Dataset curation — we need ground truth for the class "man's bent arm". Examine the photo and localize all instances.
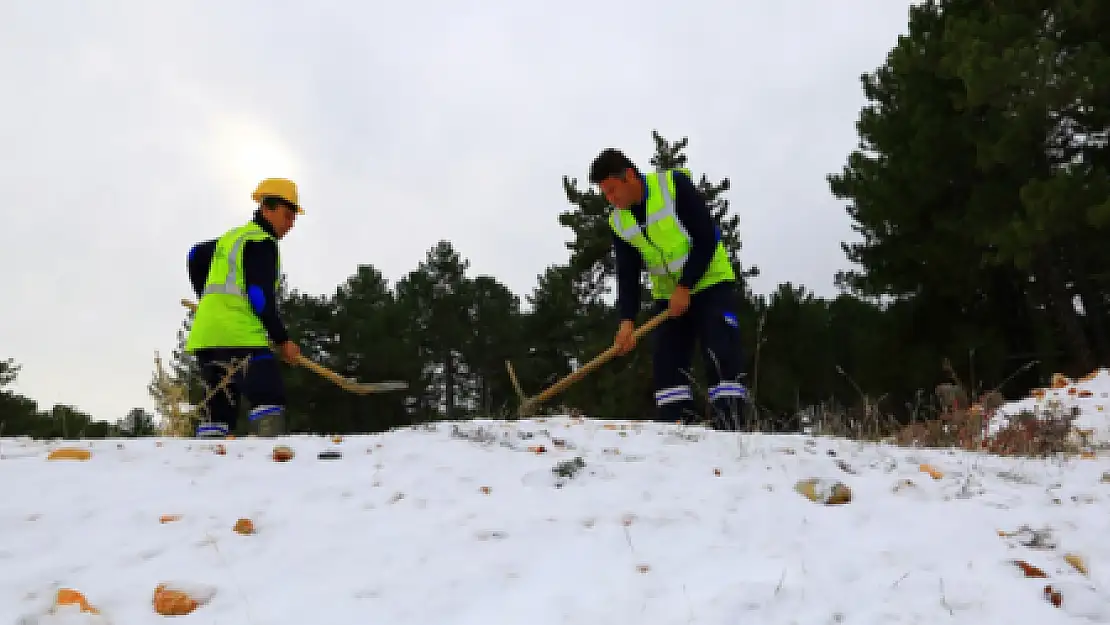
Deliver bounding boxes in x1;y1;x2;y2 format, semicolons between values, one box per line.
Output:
671;170;721;289
187;240;217;298
241;239;291;345
613;231;644;322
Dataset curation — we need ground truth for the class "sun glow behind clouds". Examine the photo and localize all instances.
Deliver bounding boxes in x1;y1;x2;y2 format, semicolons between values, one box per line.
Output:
206;114;306;212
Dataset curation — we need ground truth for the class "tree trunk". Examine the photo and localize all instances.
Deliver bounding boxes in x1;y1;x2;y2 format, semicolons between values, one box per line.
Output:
444;352;455;420
990;267;1040;388
1024;267;1061;375
1067;249;1110;364
1035;247;1094;375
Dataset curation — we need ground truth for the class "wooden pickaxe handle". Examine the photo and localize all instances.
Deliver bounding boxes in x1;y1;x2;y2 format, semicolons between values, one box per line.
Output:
519;309;670;415
180;298;406;395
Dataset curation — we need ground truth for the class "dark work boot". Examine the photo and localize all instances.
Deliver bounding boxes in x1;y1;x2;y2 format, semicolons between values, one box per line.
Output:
249;405;286;437
654;384;699;425
196;421;230;438
708;380;749;431
657;399;701;426
710;397;747;432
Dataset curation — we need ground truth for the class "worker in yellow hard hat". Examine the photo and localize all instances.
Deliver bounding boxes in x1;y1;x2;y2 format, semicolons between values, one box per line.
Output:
182;178;305;438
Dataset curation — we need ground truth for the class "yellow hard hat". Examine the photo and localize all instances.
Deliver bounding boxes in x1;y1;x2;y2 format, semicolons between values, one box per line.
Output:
251;178;304;214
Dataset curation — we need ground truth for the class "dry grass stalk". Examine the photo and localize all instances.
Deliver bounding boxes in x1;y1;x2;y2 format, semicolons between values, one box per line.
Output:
151;351;192;438
150;351;250;438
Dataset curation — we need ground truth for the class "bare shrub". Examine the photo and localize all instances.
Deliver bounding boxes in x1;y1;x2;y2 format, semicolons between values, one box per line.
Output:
985;409;1078;457
892;402;1078;458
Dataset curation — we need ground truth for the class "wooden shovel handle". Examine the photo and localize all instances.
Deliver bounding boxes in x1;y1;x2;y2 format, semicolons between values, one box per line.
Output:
520;310;670;415
179;298;404;395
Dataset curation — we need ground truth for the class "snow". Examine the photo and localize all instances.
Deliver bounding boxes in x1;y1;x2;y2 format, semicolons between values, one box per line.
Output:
991;368;1110;445
3;418;1110;624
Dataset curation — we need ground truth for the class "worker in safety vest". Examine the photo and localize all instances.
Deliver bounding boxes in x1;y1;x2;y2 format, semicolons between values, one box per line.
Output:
183;178;304;438
590;148;748;431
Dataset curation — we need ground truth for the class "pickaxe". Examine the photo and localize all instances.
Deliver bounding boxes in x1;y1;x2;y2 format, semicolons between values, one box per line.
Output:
505;310;670;417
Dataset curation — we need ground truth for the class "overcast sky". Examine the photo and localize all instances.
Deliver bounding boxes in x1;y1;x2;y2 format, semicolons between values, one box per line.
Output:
1;0;916;422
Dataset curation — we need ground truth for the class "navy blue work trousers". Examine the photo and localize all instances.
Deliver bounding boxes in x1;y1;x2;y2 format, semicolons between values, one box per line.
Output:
194;347;286;431
650;281;748;428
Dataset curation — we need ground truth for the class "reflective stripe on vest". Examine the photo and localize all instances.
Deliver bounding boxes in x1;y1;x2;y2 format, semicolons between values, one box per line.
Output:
608;169;735;300
610;173;690;277
184;221;279;352
202;228;261;297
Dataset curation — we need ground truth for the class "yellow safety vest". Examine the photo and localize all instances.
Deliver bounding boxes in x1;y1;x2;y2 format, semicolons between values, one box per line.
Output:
185;221;281;351
608;168;735;299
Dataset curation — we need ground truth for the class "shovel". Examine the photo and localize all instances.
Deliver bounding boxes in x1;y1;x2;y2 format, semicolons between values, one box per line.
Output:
180;298;407;395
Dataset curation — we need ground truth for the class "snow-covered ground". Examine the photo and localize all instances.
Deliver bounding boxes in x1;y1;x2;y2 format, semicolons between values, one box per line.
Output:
3;418;1110;624
992;368;1110;445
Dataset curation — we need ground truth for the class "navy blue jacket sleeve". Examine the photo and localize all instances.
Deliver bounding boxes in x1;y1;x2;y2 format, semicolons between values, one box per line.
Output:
612;230;643;322
187;239;217;298
670;170;720;289
241;239;290;345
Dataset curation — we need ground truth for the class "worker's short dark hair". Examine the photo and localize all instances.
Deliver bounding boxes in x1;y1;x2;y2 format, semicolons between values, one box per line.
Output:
589;148;638;185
